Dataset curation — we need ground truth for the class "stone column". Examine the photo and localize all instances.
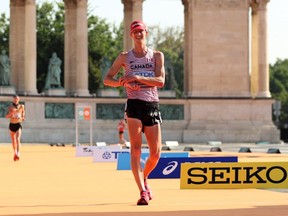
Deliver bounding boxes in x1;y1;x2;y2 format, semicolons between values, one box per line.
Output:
183;0;250;97
251;0;271;98
24;0;38;95
121;0;144;51
64;0;89;96
181;0;193;97
10;0;37;95
76;0;89;96
9;0;25;90
250;0;259;97
64;0;76;96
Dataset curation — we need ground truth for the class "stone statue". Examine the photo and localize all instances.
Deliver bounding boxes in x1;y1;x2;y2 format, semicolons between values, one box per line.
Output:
0;50;11;86
163;58;176;90
99;56;112;89
44;52;62;89
100;56;111;80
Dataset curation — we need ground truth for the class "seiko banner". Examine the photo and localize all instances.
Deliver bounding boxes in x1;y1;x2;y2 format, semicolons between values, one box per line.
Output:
93;148;130;162
75;145;121;157
180;162;288;189
117;152;189;170
149;156;238;179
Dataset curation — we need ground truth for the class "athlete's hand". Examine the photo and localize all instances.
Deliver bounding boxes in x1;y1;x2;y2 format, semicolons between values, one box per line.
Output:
119;77;140;90
118;77;125;86
124;74;139;83
125;83;140;90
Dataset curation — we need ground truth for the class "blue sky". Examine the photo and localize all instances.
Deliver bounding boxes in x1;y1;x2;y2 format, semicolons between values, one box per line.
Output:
1;0;288;64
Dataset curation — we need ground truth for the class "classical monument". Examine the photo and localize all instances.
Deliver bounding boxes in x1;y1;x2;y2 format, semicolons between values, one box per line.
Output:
0;0;279;144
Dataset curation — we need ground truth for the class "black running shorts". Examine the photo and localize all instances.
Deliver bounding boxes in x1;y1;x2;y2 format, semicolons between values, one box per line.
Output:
9;123;22;132
125;99;162;127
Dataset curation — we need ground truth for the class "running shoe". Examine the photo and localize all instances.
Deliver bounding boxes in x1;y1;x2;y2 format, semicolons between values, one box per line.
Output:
144;179;153;200
13;154;19;161
137;190;149;205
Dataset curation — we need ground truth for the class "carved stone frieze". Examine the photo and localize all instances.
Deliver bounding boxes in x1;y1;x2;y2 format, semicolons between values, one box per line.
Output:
122;0;144;11
182;0;192;13
25;0;35;6
250;0;269;14
121;0;144;4
63;0;77;9
63;0;87;9
10;0;25;7
193;0;249;9
77;0;87;8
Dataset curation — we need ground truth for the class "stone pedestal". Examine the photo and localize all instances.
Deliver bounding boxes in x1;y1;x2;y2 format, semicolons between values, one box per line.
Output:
0;86;16;95
97;89;119;97
159;90;176;98
43;88;66;96
182;98;279;143
0;96;280;144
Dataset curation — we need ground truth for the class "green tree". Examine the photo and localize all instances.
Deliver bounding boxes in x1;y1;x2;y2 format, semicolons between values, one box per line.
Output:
0;13;9;54
148;26;184;97
270;58;288;127
88;16;123;94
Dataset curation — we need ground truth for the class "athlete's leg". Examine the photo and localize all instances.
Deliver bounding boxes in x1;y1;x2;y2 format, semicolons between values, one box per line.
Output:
142;124;161;200
9;131;17;160
15;129;22;157
143;123;162;179
119;132;125;144
126;117;146;192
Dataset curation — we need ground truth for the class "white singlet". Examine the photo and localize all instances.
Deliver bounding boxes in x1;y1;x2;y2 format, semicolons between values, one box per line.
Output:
123;48;159;102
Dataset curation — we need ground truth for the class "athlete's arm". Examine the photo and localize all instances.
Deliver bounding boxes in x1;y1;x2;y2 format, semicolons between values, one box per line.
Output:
5;106;14;119
21;105;25;121
103;52;126;88
104;52;140;90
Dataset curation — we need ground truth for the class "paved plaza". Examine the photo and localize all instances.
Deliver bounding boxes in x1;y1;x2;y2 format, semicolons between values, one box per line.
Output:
0;143;287;216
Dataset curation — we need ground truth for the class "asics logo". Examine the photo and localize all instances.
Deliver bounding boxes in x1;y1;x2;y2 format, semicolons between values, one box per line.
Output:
162;161;178;175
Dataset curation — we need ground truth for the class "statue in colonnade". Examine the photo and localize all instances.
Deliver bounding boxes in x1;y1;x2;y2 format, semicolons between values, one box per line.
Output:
44;52;62;89
0;50;11;86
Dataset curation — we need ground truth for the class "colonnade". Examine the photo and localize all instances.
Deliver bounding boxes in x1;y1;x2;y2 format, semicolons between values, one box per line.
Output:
8;0;270;98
